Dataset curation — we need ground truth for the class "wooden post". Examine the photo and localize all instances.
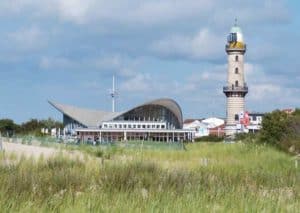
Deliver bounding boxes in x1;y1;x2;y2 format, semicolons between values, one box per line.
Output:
124;131;127;141
0;132;2;151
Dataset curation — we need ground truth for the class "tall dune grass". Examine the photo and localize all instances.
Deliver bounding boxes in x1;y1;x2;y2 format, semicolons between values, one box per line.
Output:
0;142;299;212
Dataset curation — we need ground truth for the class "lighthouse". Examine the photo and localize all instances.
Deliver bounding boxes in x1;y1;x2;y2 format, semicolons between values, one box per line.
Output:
223;21;248;135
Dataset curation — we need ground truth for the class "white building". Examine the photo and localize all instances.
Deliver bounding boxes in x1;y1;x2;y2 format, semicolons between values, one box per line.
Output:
247;113;264;133
183;117;225;138
50;98;194;143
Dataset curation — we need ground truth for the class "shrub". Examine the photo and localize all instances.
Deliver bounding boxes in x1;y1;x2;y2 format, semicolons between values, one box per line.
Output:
259;110;289;145
259;109;300;154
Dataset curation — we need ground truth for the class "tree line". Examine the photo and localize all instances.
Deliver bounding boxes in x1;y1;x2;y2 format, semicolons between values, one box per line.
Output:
0;118;63;137
237;108;300;154
259;108;300;154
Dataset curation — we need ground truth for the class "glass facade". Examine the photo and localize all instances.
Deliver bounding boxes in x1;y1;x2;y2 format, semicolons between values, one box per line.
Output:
63;114;86;134
113;105;181;129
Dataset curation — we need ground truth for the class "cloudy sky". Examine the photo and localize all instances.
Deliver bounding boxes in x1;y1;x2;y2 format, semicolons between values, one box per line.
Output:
0;0;299;123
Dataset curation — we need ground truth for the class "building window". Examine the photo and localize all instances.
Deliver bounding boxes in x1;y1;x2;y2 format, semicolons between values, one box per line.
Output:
253;116;257;121
137;125;141;128
235;114;239;121
235;67;239;74
161;125;165;129
235;81;239;87
235;55;238;61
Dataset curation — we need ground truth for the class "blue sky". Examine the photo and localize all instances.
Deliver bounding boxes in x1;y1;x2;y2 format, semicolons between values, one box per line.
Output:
0;0;299;123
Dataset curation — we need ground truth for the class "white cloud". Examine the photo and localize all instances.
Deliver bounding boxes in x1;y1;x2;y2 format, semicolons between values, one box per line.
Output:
249;84;281;101
8;26;46;51
55;0;93;24
39;55;139;77
120;73;151;92
0;0;213;25
244;62;300;108
93;56;122;71
200;65;227;81
39;57;76;70
0;0;296;120
151;28;223;60
0;0;289;28
126;1;214;25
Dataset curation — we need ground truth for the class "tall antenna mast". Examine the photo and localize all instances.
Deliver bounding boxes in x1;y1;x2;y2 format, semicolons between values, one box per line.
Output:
110;75;117;112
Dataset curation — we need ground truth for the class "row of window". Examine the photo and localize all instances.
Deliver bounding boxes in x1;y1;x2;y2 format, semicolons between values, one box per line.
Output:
230;81;239;87
102;123;166;129
234;115;262;122
235;55;239;74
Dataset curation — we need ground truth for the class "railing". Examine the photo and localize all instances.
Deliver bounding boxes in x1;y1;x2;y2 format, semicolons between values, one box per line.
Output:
225;44;246;52
223;86;248;93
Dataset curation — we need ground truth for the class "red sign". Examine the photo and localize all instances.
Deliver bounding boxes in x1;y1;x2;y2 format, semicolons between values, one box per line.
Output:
240;111;250;127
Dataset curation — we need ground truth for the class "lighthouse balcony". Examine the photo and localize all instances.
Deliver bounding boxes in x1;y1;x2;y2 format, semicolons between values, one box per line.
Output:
225;44;246;53
223;86;248;93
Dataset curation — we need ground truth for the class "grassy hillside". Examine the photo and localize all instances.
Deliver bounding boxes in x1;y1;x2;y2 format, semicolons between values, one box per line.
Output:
0;142;299;212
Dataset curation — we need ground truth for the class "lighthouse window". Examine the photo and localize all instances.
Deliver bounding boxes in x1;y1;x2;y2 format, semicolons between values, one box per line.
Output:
235;67;239;74
235;81;239;87
235;114;239;121
235;55;238;61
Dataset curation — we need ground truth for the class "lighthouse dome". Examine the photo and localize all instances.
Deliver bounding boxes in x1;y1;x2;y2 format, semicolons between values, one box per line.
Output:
230;26;242;34
230;26;244;43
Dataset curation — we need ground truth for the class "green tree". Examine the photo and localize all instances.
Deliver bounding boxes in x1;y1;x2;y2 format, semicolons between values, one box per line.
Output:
259;109;300;153
0;119;20;137
20;119;41;133
292;108;300;116
39;118;63;129
259;110;289;145
19;118;63;136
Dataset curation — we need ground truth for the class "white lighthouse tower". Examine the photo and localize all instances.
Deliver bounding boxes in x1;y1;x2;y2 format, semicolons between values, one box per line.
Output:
223;21;248;135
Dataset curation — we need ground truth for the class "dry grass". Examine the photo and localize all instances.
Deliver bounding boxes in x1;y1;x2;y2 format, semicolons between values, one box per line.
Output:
0;141;299;212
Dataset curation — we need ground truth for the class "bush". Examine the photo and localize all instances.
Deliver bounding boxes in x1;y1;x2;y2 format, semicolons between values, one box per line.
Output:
259;109;300;154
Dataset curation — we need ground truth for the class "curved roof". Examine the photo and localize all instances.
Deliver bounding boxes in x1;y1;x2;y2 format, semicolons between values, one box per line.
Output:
131;98;183;128
49;98;183;128
48;101;123;127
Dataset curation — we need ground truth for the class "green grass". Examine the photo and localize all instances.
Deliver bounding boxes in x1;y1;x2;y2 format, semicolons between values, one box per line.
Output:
0;142;299;212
